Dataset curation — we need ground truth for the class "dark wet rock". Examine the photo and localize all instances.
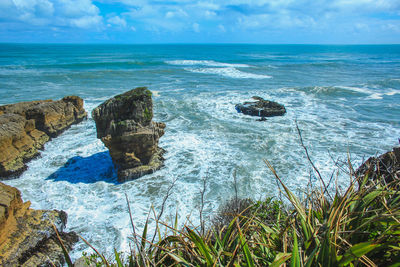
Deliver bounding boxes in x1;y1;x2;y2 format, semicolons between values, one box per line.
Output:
92;87;165;182
0;182;78;266
0;96;87;179
356;146;400;186
235;96;286;118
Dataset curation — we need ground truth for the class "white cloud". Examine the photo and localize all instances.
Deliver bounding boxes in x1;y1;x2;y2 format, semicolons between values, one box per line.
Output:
0;0;103;29
204;10;217;18
165;8;188;19
1;0;400;42
70;15;102;28
107;16;127;27
58;0;99;17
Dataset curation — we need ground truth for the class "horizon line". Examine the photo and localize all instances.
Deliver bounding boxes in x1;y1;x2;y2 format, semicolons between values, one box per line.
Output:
1;42;400;46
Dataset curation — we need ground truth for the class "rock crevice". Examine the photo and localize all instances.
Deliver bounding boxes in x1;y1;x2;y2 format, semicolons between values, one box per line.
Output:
92;87;165;182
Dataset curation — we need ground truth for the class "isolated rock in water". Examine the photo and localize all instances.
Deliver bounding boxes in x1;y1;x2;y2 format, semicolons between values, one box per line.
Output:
0;182;78;266
92;87;165;182
356;146;400;186
0;96;87;178
235;96;286;118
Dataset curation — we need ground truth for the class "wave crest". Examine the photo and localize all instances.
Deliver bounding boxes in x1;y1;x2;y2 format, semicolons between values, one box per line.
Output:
166;60;250;68
185;67;272;79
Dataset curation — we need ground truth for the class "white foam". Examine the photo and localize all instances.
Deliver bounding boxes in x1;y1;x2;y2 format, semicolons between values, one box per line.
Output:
151;90;161;97
3;88;399;262
336;86;400;100
368;93;383;100
385;90;400;96
185;67;272;79
334;86;387;99
166;60;250;68
335;86;374;95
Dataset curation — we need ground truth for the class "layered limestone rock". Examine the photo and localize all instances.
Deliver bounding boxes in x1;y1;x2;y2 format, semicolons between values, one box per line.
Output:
235;96;286;118
0;182;78;266
0;96;87;178
92;87;165;182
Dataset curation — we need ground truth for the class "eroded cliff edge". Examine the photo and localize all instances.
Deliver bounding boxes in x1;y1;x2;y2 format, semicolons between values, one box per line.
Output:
0;182;78;266
0;96;87;178
92;87;165;182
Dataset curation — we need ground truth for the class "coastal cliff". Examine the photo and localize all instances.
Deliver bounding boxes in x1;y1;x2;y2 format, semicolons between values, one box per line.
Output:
0;182;78;266
0;96;87;178
92;87;165;182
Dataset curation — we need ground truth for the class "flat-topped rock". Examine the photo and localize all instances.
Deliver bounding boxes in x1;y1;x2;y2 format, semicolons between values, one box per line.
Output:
0;96;87;178
235;96;286;118
92;87;165;182
0;182;78;266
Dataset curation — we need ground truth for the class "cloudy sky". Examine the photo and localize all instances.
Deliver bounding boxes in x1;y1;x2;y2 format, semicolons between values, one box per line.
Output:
1;0;399;43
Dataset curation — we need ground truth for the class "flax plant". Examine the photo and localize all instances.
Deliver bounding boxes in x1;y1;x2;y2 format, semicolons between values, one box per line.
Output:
57;146;399;266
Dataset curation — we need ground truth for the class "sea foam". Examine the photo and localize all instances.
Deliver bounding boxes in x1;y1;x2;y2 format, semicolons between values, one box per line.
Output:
185;67;272;79
165;60;250;68
1;44;399;263
166;59;271;79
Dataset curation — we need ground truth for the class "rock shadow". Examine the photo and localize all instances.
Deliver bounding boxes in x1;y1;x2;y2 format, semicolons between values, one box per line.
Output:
46;151;118;184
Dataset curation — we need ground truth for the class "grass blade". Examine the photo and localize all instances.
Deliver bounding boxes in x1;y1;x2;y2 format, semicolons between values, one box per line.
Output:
114;248;123;267
290;228;301;267
186;227;214;265
338;241;380;266
51;224;73;267
270;253;291;267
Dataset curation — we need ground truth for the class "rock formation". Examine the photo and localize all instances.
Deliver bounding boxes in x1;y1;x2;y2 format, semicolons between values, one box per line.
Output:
235;96;286;118
356;146;400;187
92;87;165;182
0;182;78;266
0;96;87;178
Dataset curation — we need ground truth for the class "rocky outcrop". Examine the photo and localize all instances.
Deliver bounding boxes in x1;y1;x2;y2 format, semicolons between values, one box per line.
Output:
0;182;78;266
356;147;400;186
0;96;87;178
92;87;165;182
235;96;286;118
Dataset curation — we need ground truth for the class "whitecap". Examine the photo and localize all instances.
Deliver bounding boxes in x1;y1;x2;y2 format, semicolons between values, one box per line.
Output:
165;60;250;68
385;90;400;96
151;90;161;97
334;86;385;99
335;86;375;95
335;86;400;99
368;93;383;100
185;67;272;79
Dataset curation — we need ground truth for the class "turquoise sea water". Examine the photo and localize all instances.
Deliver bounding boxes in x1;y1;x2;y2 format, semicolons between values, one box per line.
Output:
1;44;400;257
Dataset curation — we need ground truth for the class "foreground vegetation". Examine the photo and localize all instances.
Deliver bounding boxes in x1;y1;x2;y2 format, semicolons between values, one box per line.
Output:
57;123;400;266
55;153;399;267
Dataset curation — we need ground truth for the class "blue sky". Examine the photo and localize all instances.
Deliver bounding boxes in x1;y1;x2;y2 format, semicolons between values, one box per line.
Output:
0;0;399;44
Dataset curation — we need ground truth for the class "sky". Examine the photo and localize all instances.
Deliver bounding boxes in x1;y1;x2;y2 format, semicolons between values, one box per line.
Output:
0;0;399;44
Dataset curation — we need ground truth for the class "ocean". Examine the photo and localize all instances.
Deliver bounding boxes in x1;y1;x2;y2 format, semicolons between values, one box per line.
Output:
1;44;399;258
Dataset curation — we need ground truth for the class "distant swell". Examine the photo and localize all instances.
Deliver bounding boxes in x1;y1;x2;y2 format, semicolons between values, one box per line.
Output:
165;59;271;79
302;85;400;100
165;60;250;68
185;67;272;79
